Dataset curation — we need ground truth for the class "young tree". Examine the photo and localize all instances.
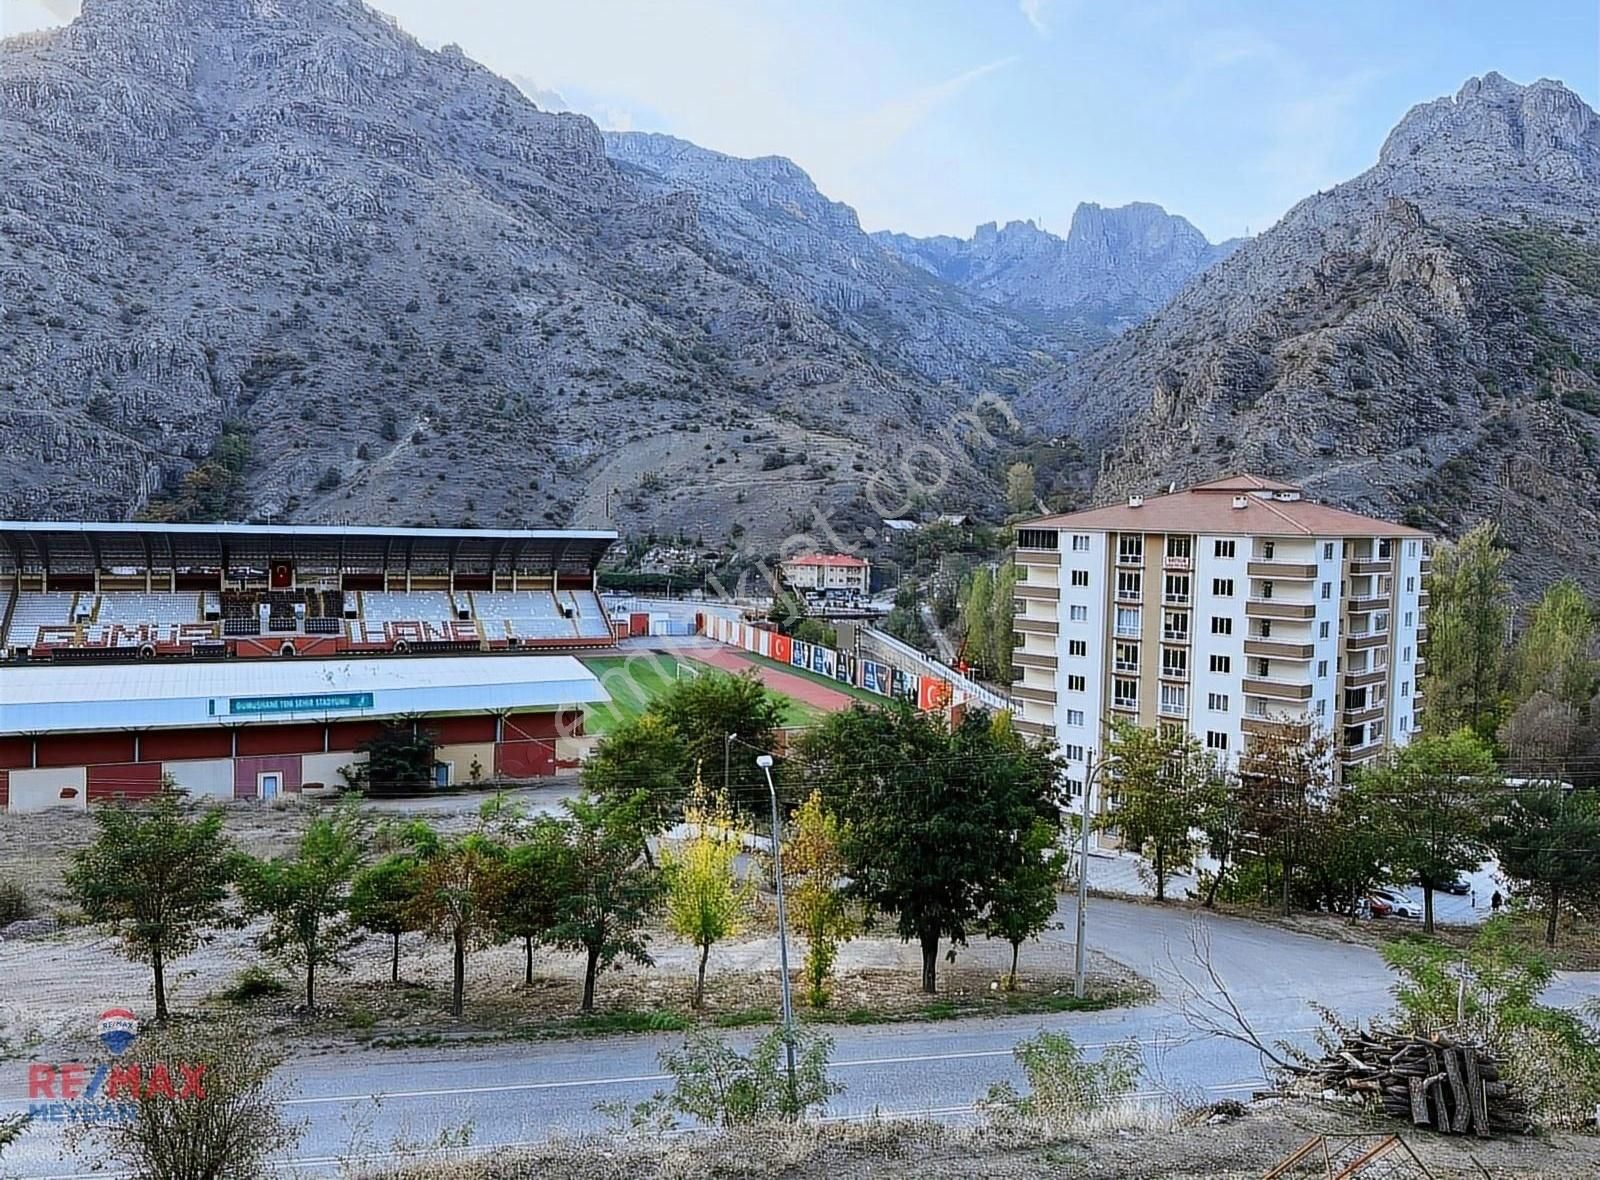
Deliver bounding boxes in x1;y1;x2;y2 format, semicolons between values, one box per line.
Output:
350;721;439;795
349;853;423;984
1498;690;1586;780
982;818;1064;990
66;791;235;1021
496;816;574;986
1303;786;1389;922
1102;721;1211;902
580;713;691;851
1488;785;1600;946
991;560;1018;682
235;807;366;1009
1005;462;1037;516
1357;728;1499;932
549;792;663;1012
1197;768;1242;909
1424;521;1510;741
783;789;856;1008
652;671;782;814
408;825;510;1017
1514;578;1596;709
961;567;995;678
660;784;752;1008
1235;719;1336;916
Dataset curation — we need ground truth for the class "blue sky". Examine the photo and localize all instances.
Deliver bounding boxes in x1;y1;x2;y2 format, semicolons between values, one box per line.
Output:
7;1;1597;240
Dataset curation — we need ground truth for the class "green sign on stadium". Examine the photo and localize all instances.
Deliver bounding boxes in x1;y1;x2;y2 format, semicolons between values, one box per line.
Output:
226;692;375;716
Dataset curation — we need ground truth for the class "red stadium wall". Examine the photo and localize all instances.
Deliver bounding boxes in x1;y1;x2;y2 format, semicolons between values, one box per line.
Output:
327;721;384;752
496;739;554;779
88;762;164;803
140;729;233;762
432;715;498;744
35;732;136;769
236;724;326;758
0;737;32;771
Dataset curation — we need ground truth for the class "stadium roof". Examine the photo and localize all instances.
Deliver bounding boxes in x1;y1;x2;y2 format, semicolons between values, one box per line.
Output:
0;654;609;735
0;522;617;575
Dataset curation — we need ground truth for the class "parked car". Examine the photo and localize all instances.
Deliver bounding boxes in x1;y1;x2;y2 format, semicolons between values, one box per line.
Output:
1412;875;1472;895
1371;888;1420;919
1364;893;1393;918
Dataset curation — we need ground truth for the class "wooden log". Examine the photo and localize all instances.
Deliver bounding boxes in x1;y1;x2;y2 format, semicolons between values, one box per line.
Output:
1443;1049;1471;1134
1463;1050;1491;1138
1408;1077;1430;1127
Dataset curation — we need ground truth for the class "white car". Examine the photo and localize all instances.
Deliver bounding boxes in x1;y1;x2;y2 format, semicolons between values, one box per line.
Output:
1370;887;1420;919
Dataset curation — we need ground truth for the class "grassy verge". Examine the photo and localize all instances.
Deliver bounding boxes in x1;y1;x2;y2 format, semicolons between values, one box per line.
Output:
579;654;682;735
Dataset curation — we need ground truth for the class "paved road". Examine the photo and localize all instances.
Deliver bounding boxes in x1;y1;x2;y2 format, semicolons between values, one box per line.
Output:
4;898;1594;1177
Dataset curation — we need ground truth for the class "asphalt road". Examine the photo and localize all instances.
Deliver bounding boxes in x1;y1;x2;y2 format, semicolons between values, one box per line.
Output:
4;898;1595;1177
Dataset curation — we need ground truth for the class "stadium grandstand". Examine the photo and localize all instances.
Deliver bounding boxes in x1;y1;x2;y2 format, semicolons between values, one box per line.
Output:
0;522;622;812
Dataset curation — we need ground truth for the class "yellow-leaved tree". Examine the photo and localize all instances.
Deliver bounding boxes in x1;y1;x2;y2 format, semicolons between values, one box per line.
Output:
784;789;856;1007
661;774;753;1009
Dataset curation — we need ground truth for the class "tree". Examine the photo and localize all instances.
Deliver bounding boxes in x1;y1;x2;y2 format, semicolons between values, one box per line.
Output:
1235;719;1336;916
652;671;783;816
1424;521;1509;741
66;791;235;1021
350;722;438;795
992;560;1018;682
1303;786;1389;922
1513;578;1595;709
1498;690;1586;781
1005;461;1037;515
1357;728;1498;932
408;824;509;1017
235;807;365;1009
1488;785;1600;946
580;713;690;852
496;817;575;986
549;792;663;1012
802;704;1063;993
782;789;856;1007
960;567;995;678
660;783;752;1008
982;818;1064;990
1196;768;1242;908
350;853;423;984
1102;721;1212;902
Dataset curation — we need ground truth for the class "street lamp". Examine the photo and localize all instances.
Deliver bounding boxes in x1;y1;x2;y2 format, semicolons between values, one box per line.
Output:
756;753;799;1115
1074;749;1118;1000
724;732;736;797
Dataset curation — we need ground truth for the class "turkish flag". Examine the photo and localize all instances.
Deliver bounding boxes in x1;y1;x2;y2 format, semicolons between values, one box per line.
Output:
270;561;293;589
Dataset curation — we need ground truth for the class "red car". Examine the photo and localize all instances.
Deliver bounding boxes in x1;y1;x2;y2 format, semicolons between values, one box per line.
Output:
1364;894;1393;918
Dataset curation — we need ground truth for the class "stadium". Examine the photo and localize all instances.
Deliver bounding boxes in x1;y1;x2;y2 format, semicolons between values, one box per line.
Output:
0;521;621;812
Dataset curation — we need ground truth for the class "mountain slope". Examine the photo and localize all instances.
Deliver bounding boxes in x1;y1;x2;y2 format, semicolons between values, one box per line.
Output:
875;204;1240;334
1026;73;1600;592
0;0;1015;539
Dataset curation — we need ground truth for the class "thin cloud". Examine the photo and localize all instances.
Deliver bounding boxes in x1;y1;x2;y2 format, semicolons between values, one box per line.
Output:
849;56;1019;158
1019;0;1050;36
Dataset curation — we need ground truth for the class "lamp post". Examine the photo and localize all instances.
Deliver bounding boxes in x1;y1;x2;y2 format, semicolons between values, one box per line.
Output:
756;753;798;1115
1074;749;1117;1000
724;732;736;797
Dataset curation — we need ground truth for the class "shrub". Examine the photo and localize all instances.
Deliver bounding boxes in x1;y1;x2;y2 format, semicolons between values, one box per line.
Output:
220;965;291;1006
0;877;32;926
980;1031;1143;1134
610;1028;841;1129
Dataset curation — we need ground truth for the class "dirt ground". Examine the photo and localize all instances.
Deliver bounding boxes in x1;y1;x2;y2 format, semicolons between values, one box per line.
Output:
358;1101;1600;1179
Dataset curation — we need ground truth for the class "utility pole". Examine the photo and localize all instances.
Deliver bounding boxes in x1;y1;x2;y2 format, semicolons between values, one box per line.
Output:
1074;747;1095;1000
757;754;798;1116
724;732;736;798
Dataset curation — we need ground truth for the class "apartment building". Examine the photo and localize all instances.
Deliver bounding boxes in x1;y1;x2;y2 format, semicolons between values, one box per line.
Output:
780;554;871;596
1009;475;1429;818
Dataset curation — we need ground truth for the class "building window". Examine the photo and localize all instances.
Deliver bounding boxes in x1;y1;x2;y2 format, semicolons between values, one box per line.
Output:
1319;621;1331;639
1405;576;1415;593
1322;542;1334;560
1378;539;1392;559
1067;674;1087;692
1071;534;1091;552
1159;683;1187;717
1065;777;1085;796
1114;641;1139;672
1114;606;1140;637
1164;573;1190;603
1212;577;1234;596
1113;678;1138;708
1118;535;1144;563
1162;647;1188;677
1210;616;1233;635
1209;654;1231;674
1070;568;1090;587
1167;535;1192;560
1208;692;1229;711
1402;646;1410;662
1400;680;1410;698
1063;743;1085;761
1163;611;1190;641
1407;541;1418;557
1069;639;1087;657
1070;604;1088;622
1206;731;1229;751
1017;528;1058;550
1404;611;1413;628
1214;539;1236;559
1258;619;1273;638
1117;570;1142;601
1254;658;1270;678
1321;581;1332;599
1066;709;1085;727
1317;659;1328;678
1262;540;1275;559
1316;699;1328;716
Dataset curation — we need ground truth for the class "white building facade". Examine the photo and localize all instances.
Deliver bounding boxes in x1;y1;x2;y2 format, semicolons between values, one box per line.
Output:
1010;476;1429;825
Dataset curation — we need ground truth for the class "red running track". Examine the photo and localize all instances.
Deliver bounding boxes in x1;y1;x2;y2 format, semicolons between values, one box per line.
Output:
689;646;855;711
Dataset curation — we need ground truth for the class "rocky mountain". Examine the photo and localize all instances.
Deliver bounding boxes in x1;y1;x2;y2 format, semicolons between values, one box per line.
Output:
1027;73;1600;593
0;0;1029;541
604;131;1067;389
875;204;1240;334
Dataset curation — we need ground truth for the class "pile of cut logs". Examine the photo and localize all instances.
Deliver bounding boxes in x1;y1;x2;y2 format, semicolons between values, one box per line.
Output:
1306;1030;1531;1137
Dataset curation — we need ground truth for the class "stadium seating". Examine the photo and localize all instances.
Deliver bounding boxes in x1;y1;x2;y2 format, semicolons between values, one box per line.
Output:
567;590;615;639
4;591;75;648
470;590;578;640
360;591;456;622
92;592;201;625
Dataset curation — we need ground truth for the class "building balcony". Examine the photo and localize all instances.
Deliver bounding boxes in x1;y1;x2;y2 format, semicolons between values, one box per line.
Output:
1348;595;1389;613
1161;629;1191;645
1247;560;1317;579
1243;639;1314;660
1113;660;1140;674
1012;717;1056;740
1344;666;1387;688
1115;552;1145;568
1115;590;1143;604
1245;599;1316;620
1012;650;1057;671
1163;555;1193;571
1014;616;1059;637
1341;739;1385;763
1111;699;1140;714
1114;625;1141;640
1347;632;1388;650
1243;677;1313;701
1343;702;1385;726
1350;559;1391;575
1010;684;1057;705
1159;666;1190;682
1014;583;1059;602
1242;716;1313;739
1158;702;1189;719
1163;592;1191;606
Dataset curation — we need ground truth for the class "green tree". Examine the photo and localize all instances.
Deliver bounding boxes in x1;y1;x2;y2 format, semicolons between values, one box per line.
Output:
350;722;438;795
349;853;423;984
1424;521;1510;741
235;807;365;1009
1196;767;1242;908
982;818;1064;989
497;817;575;986
1005;462;1037;515
408;824;509;1017
549;792;663;1012
783;789;856;1007
961;566;995;678
1488;785;1600;946
1103;721;1214;902
580;712;690;857
991;560;1018;682
660;784;752;1008
1514;578;1595;709
652;671;783;815
1357;728;1499;932
802;704;1062;993
1303;786;1389;922
66;791;235;1021
1235;719;1336;915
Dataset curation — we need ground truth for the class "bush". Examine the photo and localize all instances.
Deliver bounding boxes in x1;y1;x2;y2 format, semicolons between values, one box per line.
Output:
980;1031;1143;1134
608;1028;841;1129
220;965;291;1006
0;877;32;926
